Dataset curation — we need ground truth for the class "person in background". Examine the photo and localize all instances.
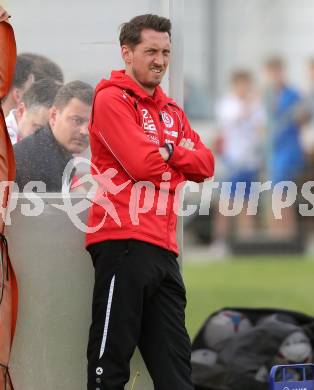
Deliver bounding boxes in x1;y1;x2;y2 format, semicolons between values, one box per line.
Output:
2;55;34;117
209;70;265;257
263;56;304;238
13;80;92;192
8;78;61;144
295;58;314;158
293;59;314;235
19;52;64;84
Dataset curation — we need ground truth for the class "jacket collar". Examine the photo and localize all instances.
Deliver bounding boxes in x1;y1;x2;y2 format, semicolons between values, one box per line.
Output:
95;70;175;109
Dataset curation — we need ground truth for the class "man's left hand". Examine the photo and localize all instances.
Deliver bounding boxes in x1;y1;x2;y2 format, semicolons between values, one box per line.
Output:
179;138;195;150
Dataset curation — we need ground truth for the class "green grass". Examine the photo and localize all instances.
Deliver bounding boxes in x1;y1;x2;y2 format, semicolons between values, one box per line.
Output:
183;256;314;339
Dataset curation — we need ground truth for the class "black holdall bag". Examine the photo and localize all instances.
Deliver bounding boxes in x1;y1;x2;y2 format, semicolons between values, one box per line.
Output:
191;307;314;390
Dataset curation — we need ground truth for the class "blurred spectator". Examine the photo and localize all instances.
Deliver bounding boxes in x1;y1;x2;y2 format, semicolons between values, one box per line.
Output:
210;70;265;256
13;81;93;192
2;55;34;117
7;78;61;144
296;59;314;235
296;58;314;156
19;53;64;84
263;57;304;237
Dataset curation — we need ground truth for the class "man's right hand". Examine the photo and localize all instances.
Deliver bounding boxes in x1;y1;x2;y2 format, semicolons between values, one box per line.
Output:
159;147;170;161
0;7;10;23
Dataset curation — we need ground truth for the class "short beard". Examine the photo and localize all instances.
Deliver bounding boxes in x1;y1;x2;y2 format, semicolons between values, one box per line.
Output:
132;68;162;89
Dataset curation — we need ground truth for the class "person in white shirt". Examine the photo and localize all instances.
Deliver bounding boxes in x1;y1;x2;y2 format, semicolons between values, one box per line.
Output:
210;70;265;256
5;108;19;144
7;78;61;144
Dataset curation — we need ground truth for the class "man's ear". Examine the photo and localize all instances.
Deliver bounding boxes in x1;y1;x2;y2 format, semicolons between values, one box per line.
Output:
49;106;57;129
15;102;25;124
121;45;133;65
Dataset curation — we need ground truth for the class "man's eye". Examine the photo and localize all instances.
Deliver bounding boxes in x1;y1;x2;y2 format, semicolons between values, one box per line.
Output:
72;117;82;125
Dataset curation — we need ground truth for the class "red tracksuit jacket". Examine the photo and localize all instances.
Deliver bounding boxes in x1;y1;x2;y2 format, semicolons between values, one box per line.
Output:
86;70;214;255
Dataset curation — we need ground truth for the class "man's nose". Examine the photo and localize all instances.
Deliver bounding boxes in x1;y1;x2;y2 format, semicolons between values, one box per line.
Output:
80;124;89;137
153;52;164;66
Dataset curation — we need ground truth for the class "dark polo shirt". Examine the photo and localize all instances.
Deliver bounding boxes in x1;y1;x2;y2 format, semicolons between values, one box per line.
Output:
14;127;74;192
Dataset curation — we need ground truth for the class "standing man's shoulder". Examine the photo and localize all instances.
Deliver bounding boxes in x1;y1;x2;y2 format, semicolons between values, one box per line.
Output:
92;84;141;129
94;85;136;109
163;96;186;118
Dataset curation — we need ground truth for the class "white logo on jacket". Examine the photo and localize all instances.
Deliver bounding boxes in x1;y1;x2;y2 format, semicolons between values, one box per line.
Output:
141;109;157;133
164;129;178;137
161;111;174;128
147;135;160;145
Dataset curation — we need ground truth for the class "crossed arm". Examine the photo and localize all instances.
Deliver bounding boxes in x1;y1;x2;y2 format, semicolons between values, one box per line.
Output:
92;89;214;187
159;138;195;160
159;111;215;183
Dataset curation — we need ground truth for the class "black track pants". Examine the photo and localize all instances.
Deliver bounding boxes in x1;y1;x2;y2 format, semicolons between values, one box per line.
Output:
87;239;194;390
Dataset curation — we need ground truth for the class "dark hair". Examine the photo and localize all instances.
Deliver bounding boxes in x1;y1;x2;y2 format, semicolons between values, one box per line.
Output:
264;56;284;69
231;70;252;84
13;55;34;88
119;14;171;48
53;80;93;110
19;53;64;84
22;78;62;110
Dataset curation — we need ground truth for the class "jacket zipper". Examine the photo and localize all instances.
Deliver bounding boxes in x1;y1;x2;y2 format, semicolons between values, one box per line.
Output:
154;101;172;247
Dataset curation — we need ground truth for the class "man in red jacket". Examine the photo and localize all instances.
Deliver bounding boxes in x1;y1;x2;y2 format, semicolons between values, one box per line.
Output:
86;14;214;390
